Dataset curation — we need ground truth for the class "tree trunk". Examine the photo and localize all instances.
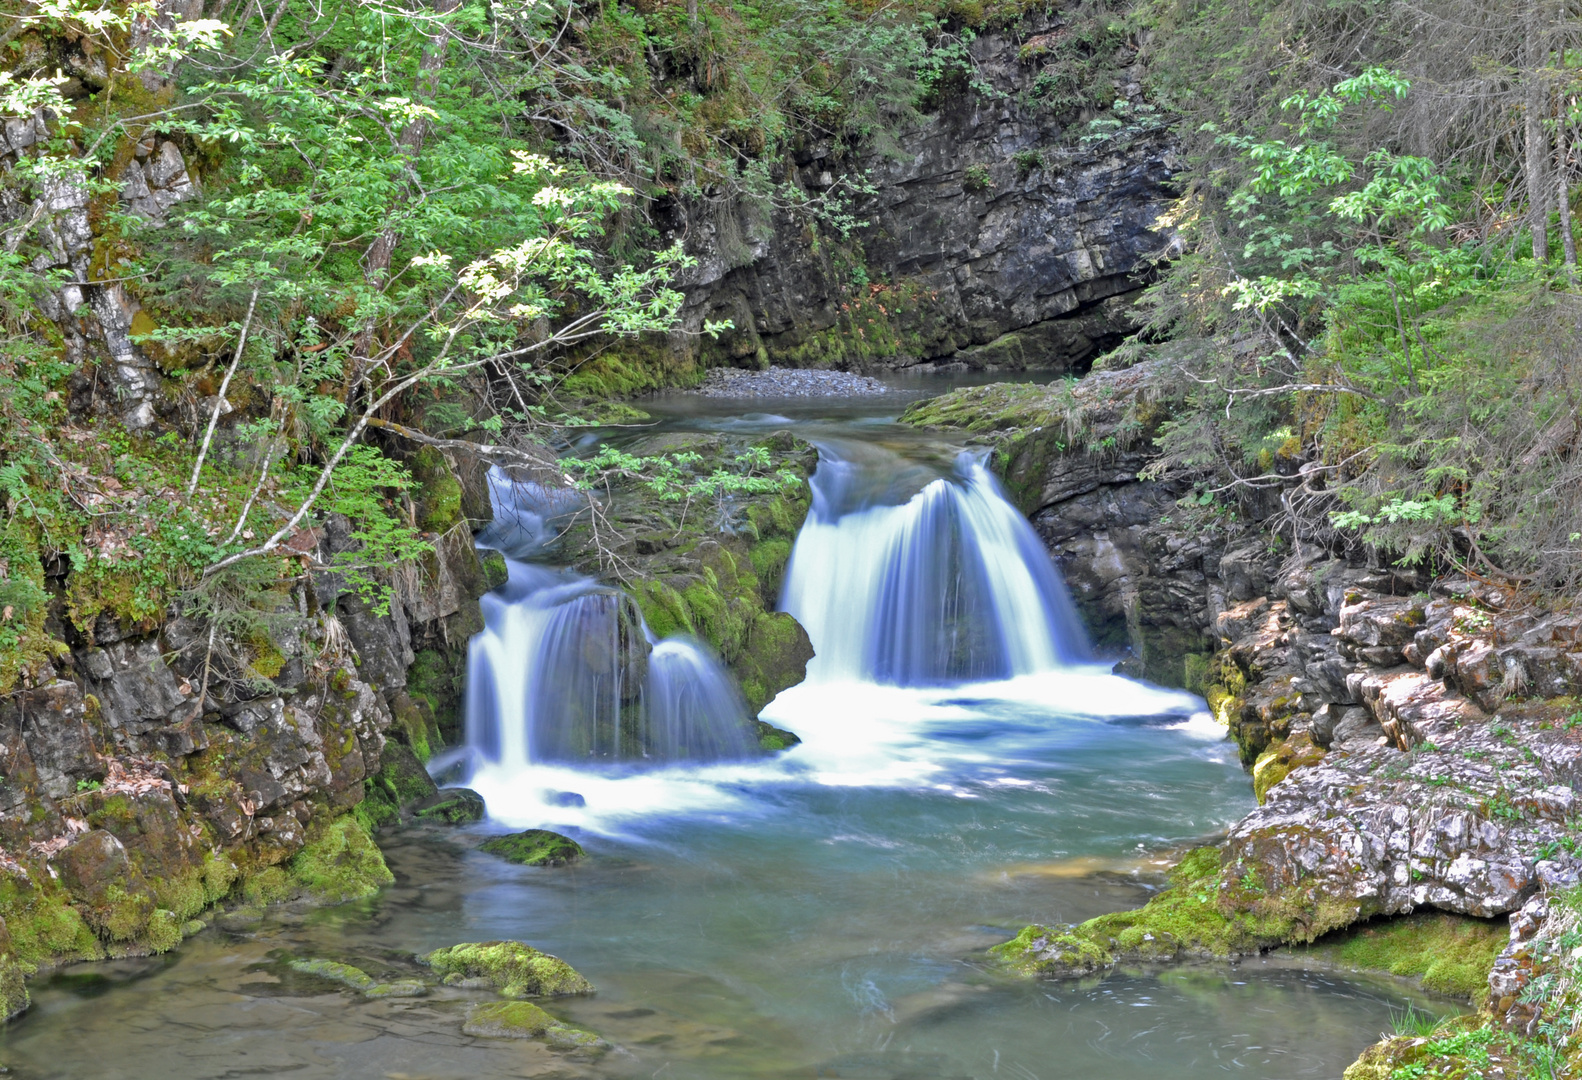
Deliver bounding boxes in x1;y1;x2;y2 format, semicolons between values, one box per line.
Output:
1560;94;1578;272
1528;0;1552;264
361;0;463;289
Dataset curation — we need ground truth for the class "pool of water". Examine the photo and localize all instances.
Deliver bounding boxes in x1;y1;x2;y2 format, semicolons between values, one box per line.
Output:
0;380;1459;1078
0;676;1454;1079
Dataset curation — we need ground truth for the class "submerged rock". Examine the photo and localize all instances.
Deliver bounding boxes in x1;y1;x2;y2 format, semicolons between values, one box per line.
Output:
462;1000;608;1053
411;788;485;824
991;926;1110;977
422;940;593;998
289;957;429;998
478;830;585;867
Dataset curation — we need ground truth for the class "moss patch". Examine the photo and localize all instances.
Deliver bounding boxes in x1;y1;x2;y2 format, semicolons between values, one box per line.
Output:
994;844;1366;977
1252;731;1327;803
1296;912;1506;1002
287;815;394;904
423;940;593;998
412;787;485;824
478;830;585;867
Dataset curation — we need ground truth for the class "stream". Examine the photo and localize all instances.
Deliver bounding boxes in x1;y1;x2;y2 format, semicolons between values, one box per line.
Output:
0;377;1458;1078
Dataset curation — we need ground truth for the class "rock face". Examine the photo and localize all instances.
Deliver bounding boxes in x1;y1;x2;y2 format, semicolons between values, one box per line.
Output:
668;16;1176;376
0;475;500;1003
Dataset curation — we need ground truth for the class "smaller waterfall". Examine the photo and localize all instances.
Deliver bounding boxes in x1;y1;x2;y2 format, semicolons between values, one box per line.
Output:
781;444;1089;685
465;559;756;770
646;640;755;761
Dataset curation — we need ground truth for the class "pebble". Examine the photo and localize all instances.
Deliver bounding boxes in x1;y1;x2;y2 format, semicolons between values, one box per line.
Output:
691;366;892;398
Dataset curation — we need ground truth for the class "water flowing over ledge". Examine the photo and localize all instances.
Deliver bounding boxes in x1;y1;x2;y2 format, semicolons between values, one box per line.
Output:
781;443;1090;684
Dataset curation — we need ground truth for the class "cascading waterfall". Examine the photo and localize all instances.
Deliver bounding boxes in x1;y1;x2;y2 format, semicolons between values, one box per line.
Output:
781;442;1090;684
463;474;756;771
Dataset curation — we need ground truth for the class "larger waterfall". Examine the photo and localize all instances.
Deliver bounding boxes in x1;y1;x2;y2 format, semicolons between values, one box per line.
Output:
781;442;1089;684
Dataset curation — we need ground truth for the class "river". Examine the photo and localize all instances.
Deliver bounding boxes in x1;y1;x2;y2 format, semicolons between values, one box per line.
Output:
0;376;1456;1078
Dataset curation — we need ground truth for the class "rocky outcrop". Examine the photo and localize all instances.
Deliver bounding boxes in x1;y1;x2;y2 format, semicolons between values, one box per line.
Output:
2;116;199;431
0;465;500;1011
662;16;1176;378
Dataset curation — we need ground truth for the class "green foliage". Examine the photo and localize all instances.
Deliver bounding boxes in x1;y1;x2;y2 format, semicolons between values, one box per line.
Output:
560;445;802;529
962;163;994;193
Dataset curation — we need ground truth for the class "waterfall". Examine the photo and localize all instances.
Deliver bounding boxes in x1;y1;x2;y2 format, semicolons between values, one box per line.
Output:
645;640;755;761
464;555;756;770
780;443;1089;684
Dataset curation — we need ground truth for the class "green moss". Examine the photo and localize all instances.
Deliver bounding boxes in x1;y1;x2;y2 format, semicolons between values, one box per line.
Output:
463;999;556;1038
412;787;485;824
753;718;801;752
0;954;28;1020
990;925;1112;976
411;447;465;532
1297;912;1505;1002
361;739;440;831
240;864;293;905
995;844;1365;978
1252;731;1327;803
0;882;104;967
422;940;594;998
287;815;394;904
139;909;182;953
478;830;586;867
95;883;155;942
152;852;238;920
629;579;693;641
290;957;376;991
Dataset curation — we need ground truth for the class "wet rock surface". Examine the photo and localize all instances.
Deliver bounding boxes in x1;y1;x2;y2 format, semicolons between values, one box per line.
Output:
672;15;1176;376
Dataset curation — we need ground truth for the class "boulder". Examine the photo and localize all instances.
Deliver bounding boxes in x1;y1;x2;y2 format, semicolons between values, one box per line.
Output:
478;830;584;867
422;940;593;998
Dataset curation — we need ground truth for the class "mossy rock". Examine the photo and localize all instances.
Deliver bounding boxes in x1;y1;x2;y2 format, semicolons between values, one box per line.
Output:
752;719;801;753
287;815;394;904
1252;731;1327;803
412;788;486;824
290;958;429;998
993;844;1360;977
479;830;585;867
360;739;441;831
1293;912;1506;1002
462;1000;609;1052
290;957;376;992
423;940;593;998
991;925;1112;977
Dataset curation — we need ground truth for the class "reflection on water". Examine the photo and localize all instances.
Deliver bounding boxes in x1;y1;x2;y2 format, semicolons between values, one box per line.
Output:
0;677;1457;1079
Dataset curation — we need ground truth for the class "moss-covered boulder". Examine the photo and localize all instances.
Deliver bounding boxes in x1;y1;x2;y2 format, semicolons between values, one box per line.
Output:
422;940;593;998
752;719;801;752
462;1000;609;1052
412;787;486;824
479;830;585;867
991;926;1111;977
